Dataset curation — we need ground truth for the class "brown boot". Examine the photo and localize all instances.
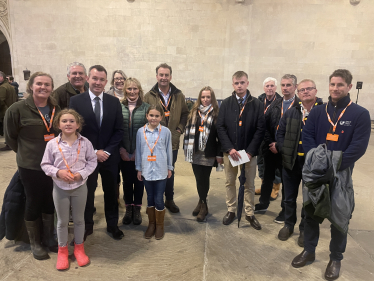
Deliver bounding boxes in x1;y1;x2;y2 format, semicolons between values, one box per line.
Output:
155;208;166;240
197;201;208;222
144;207;156;239
270;183;281;201
192;199;202;216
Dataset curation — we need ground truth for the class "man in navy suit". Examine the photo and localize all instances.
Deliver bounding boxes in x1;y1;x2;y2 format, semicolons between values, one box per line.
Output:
70;65;124;240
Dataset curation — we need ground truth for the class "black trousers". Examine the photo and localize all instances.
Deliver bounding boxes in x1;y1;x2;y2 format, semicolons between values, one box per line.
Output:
282;160;305;231
165;149;178;201
304;211;348;261
192;164;213;203
259;151;285;210
85;163;119;230
18;167;54;221
119;160;144;205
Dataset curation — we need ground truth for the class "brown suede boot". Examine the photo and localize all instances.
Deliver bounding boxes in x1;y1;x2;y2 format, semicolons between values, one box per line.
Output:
155;208;166;240
144;207;156;239
270;183;281;201
192;199;202;216
197;201;208;222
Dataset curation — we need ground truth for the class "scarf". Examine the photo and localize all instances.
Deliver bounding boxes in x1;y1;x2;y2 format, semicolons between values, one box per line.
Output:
184;104;214;163
127;97;138;121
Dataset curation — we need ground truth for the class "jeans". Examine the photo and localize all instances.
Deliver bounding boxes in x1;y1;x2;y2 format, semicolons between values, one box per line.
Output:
165;150;178;201
259;151;284;209
144;178;168;210
192;164;213;203
304;212;347;261
53;183;87;247
282;160;305;231
120;160;144;205
18;167;54;221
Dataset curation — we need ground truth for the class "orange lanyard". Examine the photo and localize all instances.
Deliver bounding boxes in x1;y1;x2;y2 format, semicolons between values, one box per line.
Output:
159;94;171;111
143;125;162;156
37;106;55;133
264;95;276;114
281;98;295;119
238;99;248;120
326;101;352;134
198;107;213;126
56;138;81;176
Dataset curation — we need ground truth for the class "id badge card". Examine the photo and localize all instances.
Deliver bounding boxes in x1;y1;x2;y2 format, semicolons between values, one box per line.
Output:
147;155;156;161
326;133;339;142
199;126;204;132
44;134;55;142
165;111;170;117
239;121;242;127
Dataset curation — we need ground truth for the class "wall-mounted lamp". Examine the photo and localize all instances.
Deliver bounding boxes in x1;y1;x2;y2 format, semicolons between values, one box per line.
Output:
23;68;30;80
350;0;360;5
236;0;245;2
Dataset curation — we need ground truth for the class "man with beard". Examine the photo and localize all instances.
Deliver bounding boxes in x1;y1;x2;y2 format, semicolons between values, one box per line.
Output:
256;77;282;200
143;63;189;213
53;62;88;109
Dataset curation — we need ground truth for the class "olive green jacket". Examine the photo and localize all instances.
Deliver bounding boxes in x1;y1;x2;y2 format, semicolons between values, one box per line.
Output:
4;95;61;171
144;83;189;150
52;82;87;110
121;99;150;154
0;80;17;121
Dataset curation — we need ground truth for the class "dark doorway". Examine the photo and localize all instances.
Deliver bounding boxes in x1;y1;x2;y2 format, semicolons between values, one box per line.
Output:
0;30;12;76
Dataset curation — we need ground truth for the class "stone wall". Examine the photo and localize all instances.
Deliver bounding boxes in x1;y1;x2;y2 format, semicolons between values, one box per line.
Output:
4;0;374;117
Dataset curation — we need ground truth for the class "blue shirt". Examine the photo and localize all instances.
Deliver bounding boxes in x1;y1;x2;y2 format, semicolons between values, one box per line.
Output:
135;124;173;181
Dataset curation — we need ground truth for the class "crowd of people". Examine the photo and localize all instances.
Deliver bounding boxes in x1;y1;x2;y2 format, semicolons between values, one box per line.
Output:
0;63;371;280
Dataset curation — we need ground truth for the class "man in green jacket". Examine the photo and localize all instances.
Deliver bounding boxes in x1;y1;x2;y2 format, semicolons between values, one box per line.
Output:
0;71;17;151
52;62;88;109
143;63;189;213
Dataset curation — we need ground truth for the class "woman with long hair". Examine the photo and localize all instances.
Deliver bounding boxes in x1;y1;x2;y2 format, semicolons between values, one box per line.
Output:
184;86;223;222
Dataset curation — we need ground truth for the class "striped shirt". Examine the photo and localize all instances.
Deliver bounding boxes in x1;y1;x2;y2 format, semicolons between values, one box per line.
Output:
135;124;173;181
41;133;97;190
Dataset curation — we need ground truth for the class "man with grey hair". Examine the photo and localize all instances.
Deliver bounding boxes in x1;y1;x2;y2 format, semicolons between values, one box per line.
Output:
52;62;88;109
256;77;282;199
255;74;299;224
0;71;17;151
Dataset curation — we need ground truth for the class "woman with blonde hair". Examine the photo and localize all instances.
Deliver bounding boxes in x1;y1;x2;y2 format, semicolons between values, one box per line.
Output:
184;86;223;221
119;78;150;225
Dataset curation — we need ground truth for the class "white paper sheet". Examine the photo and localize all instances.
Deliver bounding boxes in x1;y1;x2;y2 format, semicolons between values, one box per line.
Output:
227;150;250;167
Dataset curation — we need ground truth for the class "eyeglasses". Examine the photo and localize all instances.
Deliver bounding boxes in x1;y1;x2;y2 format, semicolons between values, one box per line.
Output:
297;87;316;93
114;77;125;82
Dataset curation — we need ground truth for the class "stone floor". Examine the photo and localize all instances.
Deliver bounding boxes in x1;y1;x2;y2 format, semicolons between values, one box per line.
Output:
0;135;373;281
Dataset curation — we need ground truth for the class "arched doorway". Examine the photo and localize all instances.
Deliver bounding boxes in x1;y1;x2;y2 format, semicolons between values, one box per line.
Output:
0;29;11;75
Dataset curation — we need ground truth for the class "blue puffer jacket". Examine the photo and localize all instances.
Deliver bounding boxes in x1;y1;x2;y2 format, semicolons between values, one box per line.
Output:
302;95;371;171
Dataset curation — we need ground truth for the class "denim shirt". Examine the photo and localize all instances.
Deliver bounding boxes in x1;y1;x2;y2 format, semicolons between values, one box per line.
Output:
135;124;173;181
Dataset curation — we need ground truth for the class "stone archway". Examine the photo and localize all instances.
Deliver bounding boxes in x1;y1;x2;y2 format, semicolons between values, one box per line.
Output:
0;0;12;75
0;30;11;75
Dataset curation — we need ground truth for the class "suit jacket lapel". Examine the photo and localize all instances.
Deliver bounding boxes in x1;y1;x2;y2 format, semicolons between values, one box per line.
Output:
102;93;111;128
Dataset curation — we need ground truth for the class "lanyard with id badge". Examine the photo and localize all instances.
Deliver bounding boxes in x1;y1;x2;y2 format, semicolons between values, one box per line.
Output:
198;107;213;132
325;101;352;142
143;125;161;161
238;99;248;127
38;106;56;141
160;95;171;117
